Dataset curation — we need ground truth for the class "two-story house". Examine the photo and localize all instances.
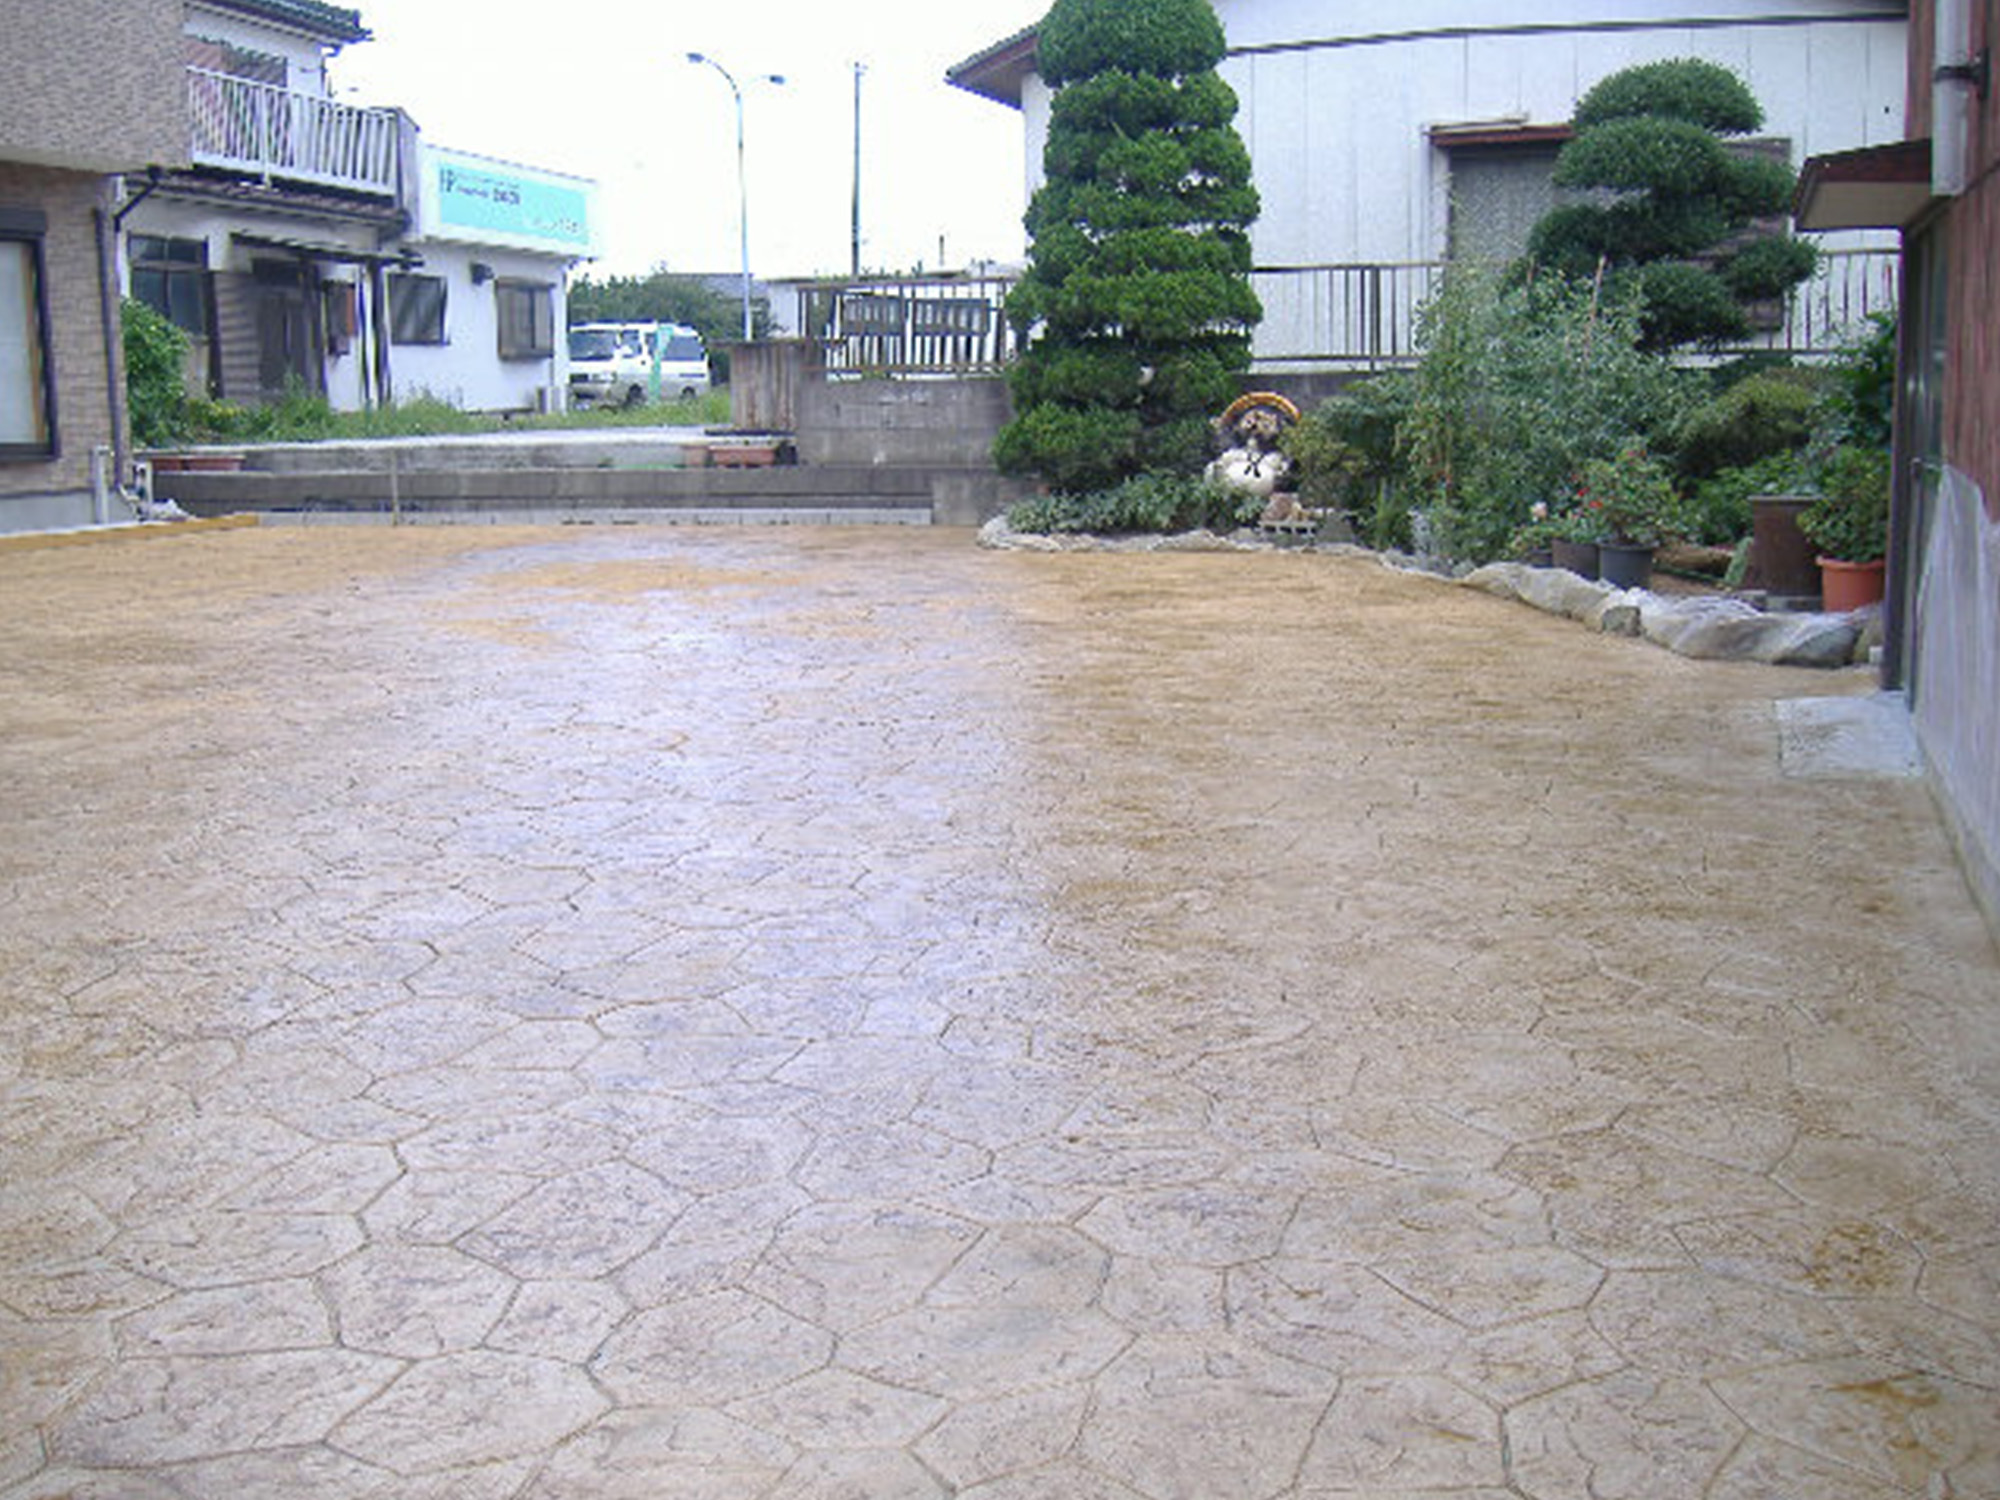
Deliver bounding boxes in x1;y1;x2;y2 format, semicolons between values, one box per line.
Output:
0;0;186;532
120;0;597;420
951;0;1909;379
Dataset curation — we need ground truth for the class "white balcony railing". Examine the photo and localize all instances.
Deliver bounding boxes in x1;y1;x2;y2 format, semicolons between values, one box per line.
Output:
187;67;399;197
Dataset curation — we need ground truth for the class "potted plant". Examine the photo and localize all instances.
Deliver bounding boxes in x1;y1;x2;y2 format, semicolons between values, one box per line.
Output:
1798;445;1889;611
1571;445;1681;588
1508;501;1562;566
1548;500;1603;578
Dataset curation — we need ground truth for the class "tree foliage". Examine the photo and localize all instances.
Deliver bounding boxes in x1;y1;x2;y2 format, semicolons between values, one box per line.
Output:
996;0;1260;494
1525;58;1816;350
1397;265;1694;562
121;298;190;448
566;266;762;379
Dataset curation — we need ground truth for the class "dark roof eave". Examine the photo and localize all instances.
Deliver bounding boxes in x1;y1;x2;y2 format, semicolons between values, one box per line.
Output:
946;25;1040;109
201;0;370;46
1794;138;1935;230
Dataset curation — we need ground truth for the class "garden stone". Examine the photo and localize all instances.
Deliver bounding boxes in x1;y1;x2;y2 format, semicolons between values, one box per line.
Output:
1463;561;1616;622
1590;590;1645;637
1639;596;1860;667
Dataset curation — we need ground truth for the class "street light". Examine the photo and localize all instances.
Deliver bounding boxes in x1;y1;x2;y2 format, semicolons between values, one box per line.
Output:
688;51;785;343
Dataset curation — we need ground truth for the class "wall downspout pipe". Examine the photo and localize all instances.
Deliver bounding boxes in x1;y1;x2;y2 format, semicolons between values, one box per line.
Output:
92;198;131;504
1933;0;1991;195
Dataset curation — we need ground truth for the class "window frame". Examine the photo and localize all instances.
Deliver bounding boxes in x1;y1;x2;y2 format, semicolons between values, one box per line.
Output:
495;279;554;360
129;233;213;339
0;209;58;462
387;271;448;346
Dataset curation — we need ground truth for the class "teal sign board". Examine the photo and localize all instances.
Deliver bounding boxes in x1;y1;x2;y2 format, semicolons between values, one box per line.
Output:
428;150;595;254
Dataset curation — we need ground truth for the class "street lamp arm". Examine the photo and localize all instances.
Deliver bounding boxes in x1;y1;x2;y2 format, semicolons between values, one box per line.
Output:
688;53;787;344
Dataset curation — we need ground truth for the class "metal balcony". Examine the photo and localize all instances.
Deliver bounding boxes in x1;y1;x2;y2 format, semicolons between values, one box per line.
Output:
187;67;399;197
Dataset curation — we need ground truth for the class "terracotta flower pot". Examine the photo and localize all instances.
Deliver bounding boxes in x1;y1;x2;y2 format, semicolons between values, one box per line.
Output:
1818;556;1886;612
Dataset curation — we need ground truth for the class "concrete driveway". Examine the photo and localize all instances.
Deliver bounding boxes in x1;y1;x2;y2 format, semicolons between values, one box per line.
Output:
2;524;1994;1499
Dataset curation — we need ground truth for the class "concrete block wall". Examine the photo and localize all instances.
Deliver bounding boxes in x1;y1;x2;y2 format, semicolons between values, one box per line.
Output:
795;375;1015;469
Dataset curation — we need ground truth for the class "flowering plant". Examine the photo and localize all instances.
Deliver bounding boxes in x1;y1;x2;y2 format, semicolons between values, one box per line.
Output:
1507;500;1565;556
1567;446;1682;546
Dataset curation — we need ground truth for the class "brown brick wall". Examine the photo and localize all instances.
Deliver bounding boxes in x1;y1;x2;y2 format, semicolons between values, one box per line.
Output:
1948;168;2000;519
0;165;118;503
0;0;186;172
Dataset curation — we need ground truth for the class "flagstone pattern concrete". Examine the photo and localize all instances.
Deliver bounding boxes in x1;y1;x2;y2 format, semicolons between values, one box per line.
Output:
1;525;1995;1499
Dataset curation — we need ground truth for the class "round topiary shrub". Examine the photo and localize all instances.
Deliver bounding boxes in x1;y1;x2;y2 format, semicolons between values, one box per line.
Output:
1525;58;1816;350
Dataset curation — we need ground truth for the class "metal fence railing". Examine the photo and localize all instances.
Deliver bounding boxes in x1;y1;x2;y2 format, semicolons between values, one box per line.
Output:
793;274;1020;375
1249;248;1899;369
793;248;1898;377
1250;261;1443;371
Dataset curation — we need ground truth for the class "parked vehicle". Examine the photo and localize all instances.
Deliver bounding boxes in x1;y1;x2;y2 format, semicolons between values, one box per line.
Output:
567;321;710;407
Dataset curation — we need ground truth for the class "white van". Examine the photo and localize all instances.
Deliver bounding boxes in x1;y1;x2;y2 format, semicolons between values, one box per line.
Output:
567;322;710;407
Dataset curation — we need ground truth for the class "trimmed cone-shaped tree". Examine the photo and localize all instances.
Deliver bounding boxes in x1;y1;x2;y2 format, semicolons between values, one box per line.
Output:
994;0;1260;494
1525;57;1816;350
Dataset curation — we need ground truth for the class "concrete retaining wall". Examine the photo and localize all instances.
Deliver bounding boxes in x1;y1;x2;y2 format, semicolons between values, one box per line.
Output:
148;368;1037;527
795;375;1017;470
155;462;935;520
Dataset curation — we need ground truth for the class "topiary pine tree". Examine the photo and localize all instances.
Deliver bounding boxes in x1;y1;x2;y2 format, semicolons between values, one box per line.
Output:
993;0;1260;494
1525;57;1817;350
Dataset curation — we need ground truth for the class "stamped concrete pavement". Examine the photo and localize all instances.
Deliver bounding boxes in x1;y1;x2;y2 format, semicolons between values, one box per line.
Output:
1;524;1995;1498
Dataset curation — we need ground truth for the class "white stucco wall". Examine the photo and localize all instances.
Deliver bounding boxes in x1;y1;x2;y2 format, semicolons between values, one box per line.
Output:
388;243;571;413
183;2;337;94
1218;0;1907;267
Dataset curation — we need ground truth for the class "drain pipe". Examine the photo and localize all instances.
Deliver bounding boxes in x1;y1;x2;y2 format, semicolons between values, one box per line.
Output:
90;445;114;526
92;168;167;508
1934;0;1992;196
91;444;175;523
92;199;131;496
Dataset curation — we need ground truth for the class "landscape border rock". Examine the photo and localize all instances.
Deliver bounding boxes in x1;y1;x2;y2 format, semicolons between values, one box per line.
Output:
1465;561;1870;667
978;518;1873;670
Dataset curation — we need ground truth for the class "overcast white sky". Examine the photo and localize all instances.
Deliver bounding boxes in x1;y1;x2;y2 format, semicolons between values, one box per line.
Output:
331;0;1048;281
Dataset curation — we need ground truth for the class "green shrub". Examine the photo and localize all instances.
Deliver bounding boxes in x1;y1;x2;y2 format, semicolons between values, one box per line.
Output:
1038;0;1226;84
1567;444;1685;546
1821;311;1896;448
1283;374;1414;541
1525;58;1816;351
121;299;189;447
1397;266;1693;562
1571;56;1765;133
996;0;1260;496
1671;368;1820;480
1798;445;1890;561
1006;470;1260;534
1684;451;1810;544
